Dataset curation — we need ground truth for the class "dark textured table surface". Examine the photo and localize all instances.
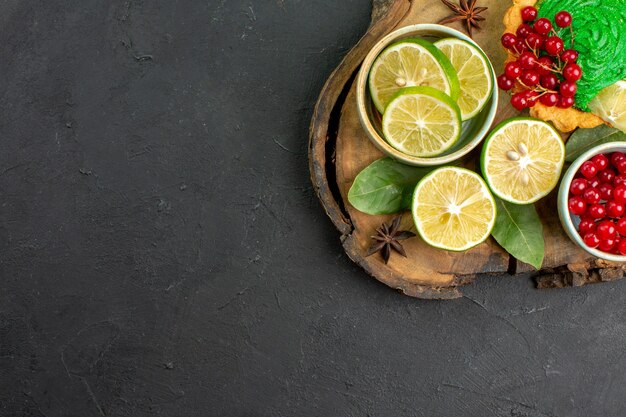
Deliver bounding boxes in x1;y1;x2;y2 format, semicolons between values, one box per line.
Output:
2;1;626;416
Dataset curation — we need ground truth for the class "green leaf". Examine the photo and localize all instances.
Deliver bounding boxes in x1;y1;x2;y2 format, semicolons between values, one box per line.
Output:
491;198;544;270
565;125;626;162
347;158;432;215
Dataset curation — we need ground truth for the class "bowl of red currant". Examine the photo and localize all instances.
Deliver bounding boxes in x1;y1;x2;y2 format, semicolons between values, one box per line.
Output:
558;142;626;261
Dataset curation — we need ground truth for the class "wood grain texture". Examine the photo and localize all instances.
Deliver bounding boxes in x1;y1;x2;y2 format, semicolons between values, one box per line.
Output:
309;0;625;298
308;0;410;236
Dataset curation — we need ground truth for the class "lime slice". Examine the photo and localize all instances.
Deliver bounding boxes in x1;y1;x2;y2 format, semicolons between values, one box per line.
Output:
588;80;626;133
381;86;462;157
368;38;460;113
434;38;493;121
412;167;496;251
480;117;565;204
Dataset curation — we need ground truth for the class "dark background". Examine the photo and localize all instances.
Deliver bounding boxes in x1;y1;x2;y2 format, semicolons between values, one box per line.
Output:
1;1;625;416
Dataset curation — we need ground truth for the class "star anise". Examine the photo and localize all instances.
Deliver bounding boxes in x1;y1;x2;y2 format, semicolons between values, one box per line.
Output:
366;216;416;264
438;0;488;38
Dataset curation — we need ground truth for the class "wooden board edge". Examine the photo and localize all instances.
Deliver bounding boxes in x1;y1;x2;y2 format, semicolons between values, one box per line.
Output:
342;234;465;299
308;0;411;236
535;260;626;289
343;233;521;299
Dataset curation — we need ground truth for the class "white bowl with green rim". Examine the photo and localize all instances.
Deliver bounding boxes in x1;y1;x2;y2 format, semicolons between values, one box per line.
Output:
356;24;498;166
557;142;626;262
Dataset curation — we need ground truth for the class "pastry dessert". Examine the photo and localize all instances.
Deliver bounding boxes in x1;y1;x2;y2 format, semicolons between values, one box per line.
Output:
502;0;626;132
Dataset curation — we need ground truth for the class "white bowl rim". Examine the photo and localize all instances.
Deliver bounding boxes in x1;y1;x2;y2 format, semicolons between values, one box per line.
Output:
558;141;626;262
355;23;499;166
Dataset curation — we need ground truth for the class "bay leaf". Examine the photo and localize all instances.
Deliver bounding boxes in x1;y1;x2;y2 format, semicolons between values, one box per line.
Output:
565;125;626;162
491;198;544;270
347;158;432;215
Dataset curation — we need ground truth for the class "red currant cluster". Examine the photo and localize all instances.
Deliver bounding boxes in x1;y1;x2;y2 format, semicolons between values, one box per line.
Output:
568;152;626;255
498;7;582;111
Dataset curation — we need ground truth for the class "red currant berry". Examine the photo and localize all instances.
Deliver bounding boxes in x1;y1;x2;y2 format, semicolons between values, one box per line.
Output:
504;62;522;79
516;23;533;39
614;175;626;186
612;237;622;254
599;237;616;252
589;177;601;189
578;217;597;234
522;90;539;106
591;154;609;171
583;232;601;248
579;161;598;178
569;178;588;195
544;36;564;56
598;168;615;183
521;6;538;21
596;220;616;240
588;203;606;219
536;56;553;75
616;158;626;174
519;52;537;69
539;92;559;107
616;217;626;235
561;49;579;63
613;185;626;204
501;33;518;49
540;73;559;90
599;182;614;200
534;18;553;35
510;93;528;111
560;81;577;98
514;39;529;54
557;96;575;108
617;239;626;255
555;11;573;28
611;152;626;166
583;187;601;204
607;200;625;218
521;70;540;86
563;63;582;81
526;33;544;50
497;74;515;90
568;196;587;216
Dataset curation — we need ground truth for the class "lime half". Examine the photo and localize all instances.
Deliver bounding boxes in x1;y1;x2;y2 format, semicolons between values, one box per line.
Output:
434;38;493;121
368;38;460;113
412;167;496;251
382;86;462;157
588;80;626;133
481;117;565;204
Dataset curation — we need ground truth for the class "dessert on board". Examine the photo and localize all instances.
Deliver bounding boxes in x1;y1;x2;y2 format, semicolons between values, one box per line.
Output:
501;0;626;132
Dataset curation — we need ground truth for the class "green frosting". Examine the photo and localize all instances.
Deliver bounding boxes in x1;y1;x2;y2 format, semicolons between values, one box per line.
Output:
538;0;626;111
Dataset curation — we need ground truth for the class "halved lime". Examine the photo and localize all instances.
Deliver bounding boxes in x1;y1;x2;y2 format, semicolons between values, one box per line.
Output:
480;117;565;205
381;86;462;157
588;80;626;133
368;38;460;113
412;167;496;251
434;38;493;121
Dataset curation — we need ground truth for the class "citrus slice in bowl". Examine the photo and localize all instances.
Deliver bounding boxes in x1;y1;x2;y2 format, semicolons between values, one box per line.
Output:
381;86;462;157
434;38;493;121
588;80;626;133
412;167;496;251
480;117;565;205
368;38;460;113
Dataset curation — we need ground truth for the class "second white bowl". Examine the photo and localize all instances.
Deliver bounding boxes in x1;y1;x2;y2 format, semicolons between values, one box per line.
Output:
557;142;626;262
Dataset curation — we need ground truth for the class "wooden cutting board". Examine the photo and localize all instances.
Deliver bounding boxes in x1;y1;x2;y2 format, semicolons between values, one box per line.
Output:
308;0;626;299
